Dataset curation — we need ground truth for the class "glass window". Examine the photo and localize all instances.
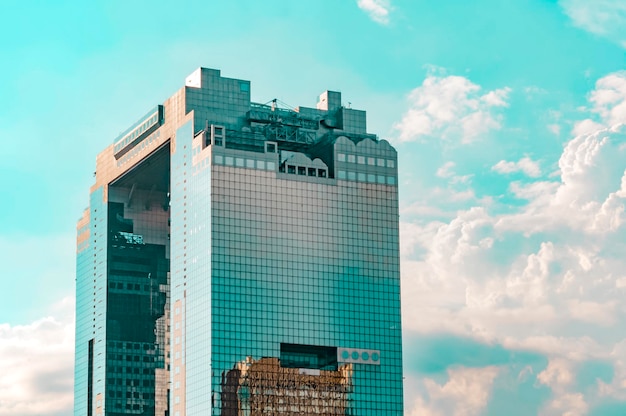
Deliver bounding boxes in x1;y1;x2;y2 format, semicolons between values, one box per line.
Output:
308;168;316;177
265;142;276;153
387;176;396;185
338;170;347;179
348;171;356;180
246;159;255;169
377;175;385;184
337;153;346;162
225;156;234;166
358;172;366;181
367;174;376;182
388;159;395;168
257;160;265;170
214;155;223;165
298;166;306;175
347;154;356;163
266;161;276;171
377;158;385;167
235;158;245;167
287;165;296;174
367;157;375;165
280;343;338;371
357;156;365;164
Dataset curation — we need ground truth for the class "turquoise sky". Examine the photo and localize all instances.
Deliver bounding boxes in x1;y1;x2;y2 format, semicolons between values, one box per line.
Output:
1;1;626;414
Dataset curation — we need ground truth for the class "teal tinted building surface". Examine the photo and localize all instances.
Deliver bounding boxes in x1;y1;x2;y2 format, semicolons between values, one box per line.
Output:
76;68;403;415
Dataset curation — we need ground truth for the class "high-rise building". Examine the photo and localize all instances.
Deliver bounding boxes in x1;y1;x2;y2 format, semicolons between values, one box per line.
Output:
75;68;403;415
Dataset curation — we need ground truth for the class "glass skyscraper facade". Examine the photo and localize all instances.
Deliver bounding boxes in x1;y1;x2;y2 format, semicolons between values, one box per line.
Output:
75;68;403;415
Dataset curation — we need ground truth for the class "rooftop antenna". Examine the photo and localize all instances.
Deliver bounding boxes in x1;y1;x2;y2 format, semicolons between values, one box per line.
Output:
264;98;297;112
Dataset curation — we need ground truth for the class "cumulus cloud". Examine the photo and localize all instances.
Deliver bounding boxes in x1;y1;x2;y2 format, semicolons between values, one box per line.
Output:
509;181;560;202
495;125;626;234
572;118;605;136
559;0;626;48
501;336;606;363
400;127;626;355
394;74;511;143
356;0;391;25
407;366;500;416
588;71;626;125
0;298;74;416
538;359;589;416
573;71;626;135
492;156;541;177
568;299;617;326
596;340;626;401
399;72;626;413
541;392;588;416
404;166;626;334
538;358;575;388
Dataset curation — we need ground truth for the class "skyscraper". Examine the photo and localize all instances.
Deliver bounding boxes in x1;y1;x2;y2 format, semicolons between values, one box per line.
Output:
75;67;403;415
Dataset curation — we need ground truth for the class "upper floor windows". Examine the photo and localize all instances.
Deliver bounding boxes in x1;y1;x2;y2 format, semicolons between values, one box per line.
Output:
213;154;276;171
337;153;395;168
279;164;327;178
336;170;396;185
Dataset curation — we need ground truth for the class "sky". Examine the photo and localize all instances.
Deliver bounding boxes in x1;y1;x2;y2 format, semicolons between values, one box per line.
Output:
1;0;626;414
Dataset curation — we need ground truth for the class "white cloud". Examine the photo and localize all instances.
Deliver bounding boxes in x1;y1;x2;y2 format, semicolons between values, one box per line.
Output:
495;125;626;235
568;299;617;326
502;336;607;362
538;359;589;416
589;71;626;125
356;0;391;25
399;71;626;415
573;71;626;135
408;366;500;416
540;392;588;416
509;181;559;201
399;221;442;258
559;0;626;48
393;74;511;143
572;118;604;136
436;161;456;178
538;358;575;388
401;125;626;340
0;298;74;416
597;340;626;401
435;162;474;187
492;156;542;177
481;89;510;107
